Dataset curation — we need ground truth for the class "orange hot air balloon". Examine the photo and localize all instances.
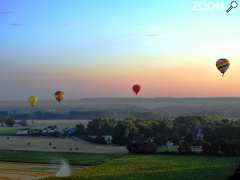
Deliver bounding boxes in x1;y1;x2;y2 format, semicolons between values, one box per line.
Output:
132;84;141;95
55;91;64;103
216;58;230;77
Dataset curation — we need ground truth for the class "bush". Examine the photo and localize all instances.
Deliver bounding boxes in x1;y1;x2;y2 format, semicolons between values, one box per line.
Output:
95;136;107;144
178;140;192;153
127;142;158;154
81;135;107;144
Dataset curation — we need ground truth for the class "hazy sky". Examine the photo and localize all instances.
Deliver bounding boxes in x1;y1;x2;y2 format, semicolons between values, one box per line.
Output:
0;0;240;100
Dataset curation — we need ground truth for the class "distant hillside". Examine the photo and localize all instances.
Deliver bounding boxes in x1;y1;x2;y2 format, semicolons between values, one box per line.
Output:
0;97;240;119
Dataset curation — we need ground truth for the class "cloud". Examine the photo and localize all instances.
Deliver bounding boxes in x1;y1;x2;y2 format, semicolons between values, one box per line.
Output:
0;11;13;15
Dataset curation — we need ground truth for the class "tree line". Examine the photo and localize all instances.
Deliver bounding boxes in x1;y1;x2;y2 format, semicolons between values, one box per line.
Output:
74;116;240;155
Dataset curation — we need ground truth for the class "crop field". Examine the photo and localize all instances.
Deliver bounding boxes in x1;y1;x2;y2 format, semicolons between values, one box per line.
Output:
0;150;237;180
0;120;91;135
0;161;85;180
0;127;17;135
0;136;127;153
0;150;121;165
45;155;238;180
27;119;91;129
0;150;122;180
0;161;60;180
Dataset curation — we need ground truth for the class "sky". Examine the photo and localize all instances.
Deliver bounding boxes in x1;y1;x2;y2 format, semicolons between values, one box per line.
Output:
0;0;240;100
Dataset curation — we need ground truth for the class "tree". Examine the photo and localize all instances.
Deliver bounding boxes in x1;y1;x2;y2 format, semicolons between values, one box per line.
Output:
178;139;192;153
150;120;171;145
4;117;16;127
173;116;207;145
127;141;158;154
75;123;86;136
95;135;107;144
19;120;27;127
87;118;116;136
112;121;130;145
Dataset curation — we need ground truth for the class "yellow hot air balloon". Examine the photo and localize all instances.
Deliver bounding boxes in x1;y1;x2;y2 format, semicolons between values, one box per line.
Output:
55;91;64;103
216;58;230;77
28;96;38;107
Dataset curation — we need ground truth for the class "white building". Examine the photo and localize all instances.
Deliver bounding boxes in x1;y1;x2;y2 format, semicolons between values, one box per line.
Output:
16;128;29;135
89;135;113;144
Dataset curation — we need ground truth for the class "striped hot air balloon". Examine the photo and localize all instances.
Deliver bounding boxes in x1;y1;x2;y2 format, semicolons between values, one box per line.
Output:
216;58;230;77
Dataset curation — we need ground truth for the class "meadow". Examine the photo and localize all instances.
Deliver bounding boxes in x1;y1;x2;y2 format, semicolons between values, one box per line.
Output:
27;119;90;129
0;161;68;180
0;119;90;136
0;127;17;135
0;136;127;153
0;150;121;165
0;150;121;179
0;147;237;180
45;155;237;180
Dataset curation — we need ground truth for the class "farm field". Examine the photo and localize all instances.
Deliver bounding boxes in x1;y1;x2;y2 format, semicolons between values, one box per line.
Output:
0;161;55;180
0;127;17;135
0;161;70;180
45;155;238;180
0;120;91;135
27;119;91;129
0;150;121;179
0;150;121;165
0;136;127;153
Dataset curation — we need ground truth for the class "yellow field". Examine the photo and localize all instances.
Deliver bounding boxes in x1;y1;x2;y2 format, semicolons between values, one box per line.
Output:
0;161;84;180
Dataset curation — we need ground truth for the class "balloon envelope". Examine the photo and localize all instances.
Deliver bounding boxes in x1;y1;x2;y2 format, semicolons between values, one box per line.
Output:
55;91;64;103
28;96;38;107
216;58;230;76
132;84;141;95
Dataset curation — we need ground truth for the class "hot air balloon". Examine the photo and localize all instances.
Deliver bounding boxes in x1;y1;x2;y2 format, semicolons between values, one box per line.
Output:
132;84;141;95
216;58;230;77
55;91;64;103
28;96;38;124
28;96;38;107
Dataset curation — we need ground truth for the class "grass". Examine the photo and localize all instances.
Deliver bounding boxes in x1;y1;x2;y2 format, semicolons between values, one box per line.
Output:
27;119;90;129
0;120;89;136
0;127;17;135
0;150;122;165
0;149;237;180
45;155;238;180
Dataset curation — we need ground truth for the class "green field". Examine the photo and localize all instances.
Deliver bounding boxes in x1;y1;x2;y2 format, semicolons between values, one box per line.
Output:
0;150;121;166
0;150;237;180
28;119;90;129
45;155;238;180
0;119;90;135
0;127;17;135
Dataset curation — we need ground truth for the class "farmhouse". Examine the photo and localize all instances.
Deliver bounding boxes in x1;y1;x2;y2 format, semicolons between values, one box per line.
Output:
16;128;29;135
89;135;113;144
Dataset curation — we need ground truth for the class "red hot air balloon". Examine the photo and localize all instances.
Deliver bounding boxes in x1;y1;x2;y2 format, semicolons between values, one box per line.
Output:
55;91;64;103
132;84;141;95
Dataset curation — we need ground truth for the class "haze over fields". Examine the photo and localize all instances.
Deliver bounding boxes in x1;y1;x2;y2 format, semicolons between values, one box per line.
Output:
1;97;240;118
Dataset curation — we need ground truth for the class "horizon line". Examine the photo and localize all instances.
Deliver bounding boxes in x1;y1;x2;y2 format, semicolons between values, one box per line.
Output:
1;96;240;102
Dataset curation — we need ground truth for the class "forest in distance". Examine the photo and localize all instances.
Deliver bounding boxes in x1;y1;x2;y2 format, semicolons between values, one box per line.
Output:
1;97;240;120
